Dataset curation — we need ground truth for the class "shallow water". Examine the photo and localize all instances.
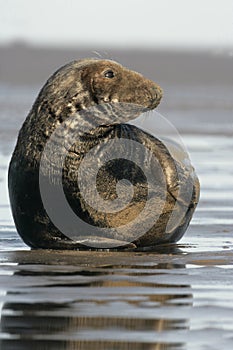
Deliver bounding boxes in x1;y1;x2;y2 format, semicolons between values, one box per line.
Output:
0;84;233;349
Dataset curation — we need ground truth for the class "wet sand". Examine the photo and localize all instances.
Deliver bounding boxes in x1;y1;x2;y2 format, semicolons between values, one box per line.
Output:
0;45;233;349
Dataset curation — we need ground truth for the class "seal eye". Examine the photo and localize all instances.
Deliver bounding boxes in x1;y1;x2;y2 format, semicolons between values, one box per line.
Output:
104;70;115;79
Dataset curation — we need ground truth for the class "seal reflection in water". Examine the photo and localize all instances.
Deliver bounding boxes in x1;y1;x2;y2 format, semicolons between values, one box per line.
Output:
8;59;200;250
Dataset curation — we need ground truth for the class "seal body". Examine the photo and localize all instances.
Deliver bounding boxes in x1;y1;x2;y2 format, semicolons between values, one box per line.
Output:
8;59;199;249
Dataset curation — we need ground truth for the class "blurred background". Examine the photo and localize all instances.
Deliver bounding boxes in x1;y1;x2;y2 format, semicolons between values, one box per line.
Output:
0;0;232;183
1;0;233;48
0;0;233;210
0;0;232;143
1;3;233;349
1;0;232;219
1;0;233;86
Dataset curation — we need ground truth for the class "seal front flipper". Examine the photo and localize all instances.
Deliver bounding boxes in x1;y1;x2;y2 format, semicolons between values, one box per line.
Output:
69;237;137;250
30;235;136;250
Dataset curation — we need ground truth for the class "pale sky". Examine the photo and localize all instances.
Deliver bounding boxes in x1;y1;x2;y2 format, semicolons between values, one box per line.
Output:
1;0;233;48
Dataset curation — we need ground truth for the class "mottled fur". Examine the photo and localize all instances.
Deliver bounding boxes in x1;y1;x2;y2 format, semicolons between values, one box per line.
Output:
8;59;199;250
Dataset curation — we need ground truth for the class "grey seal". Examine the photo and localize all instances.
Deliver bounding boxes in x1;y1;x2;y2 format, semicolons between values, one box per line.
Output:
8;59;199;249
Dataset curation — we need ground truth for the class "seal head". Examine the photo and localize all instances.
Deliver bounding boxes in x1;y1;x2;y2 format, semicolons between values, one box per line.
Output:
33;59;163;123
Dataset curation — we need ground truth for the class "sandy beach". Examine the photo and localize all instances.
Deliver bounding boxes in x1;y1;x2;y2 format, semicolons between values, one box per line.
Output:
0;45;233;349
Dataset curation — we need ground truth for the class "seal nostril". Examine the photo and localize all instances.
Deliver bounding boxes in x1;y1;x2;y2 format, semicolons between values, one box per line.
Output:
148;84;163;108
151;85;162;98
